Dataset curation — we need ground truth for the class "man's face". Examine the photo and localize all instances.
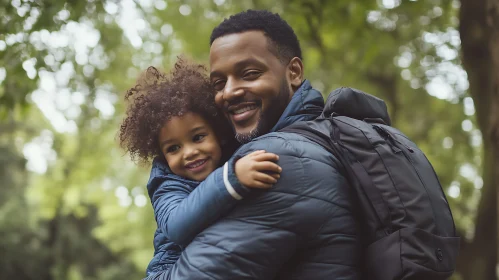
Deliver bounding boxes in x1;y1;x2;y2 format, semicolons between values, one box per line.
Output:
209;31;292;143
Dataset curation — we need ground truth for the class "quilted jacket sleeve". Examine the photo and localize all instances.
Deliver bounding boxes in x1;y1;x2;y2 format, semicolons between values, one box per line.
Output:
160;134;362;280
148;160;251;247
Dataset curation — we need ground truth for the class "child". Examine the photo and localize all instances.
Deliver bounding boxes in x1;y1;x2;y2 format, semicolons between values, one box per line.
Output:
119;58;282;278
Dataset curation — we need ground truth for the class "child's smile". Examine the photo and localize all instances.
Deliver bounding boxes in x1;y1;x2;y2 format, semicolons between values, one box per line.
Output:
185;158;209;171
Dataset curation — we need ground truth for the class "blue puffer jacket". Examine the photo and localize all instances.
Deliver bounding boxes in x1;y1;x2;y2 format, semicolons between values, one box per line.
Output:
152;80;362;279
145;154;249;275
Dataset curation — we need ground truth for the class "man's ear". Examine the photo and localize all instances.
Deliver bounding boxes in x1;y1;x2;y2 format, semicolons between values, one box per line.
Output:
287;57;304;91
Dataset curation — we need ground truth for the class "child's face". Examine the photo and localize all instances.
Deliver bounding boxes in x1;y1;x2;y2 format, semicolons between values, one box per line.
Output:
159;112;222;181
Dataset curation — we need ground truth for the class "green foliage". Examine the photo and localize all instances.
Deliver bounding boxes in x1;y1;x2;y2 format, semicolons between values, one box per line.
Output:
0;0;485;279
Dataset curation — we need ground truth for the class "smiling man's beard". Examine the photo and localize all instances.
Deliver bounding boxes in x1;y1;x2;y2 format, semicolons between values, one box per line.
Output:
235;127;260;144
234;79;291;144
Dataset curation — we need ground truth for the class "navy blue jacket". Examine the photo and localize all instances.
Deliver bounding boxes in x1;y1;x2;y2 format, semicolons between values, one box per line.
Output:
145;154;248;275
150;80;362;279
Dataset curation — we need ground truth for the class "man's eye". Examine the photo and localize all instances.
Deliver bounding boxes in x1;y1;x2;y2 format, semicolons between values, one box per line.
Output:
212;80;226;91
193;134;206;142
243;70;261;79
166;145;180;153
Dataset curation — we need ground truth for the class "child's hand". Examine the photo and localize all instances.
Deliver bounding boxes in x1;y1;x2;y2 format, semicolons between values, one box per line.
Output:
235;150;282;189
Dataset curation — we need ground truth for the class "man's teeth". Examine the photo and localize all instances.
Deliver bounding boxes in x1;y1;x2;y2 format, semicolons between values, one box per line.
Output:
233;105;257;115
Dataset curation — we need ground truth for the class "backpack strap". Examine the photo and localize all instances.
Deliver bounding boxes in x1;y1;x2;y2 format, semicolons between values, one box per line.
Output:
281;121;392;232
344;149;392;233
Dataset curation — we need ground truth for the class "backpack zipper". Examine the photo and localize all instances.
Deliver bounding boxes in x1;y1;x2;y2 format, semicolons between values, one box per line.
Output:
372;125;414;154
374;125;442;236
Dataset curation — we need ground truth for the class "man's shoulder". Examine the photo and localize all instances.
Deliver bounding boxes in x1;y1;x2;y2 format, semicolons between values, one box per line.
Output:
245;131;314;147
240;131;338;166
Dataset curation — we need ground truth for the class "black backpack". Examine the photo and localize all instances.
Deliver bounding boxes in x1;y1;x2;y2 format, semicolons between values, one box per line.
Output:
280;87;460;280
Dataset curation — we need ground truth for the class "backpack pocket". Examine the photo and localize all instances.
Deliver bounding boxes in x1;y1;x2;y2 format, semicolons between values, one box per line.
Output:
365;228;460;280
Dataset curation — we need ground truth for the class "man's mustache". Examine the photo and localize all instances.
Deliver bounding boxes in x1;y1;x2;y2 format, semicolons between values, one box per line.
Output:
224;98;262;110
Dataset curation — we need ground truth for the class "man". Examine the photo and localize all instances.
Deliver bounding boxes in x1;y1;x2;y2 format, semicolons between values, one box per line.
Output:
151;10;361;279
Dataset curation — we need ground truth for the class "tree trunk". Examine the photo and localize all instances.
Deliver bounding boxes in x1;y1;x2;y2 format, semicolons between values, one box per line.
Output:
459;0;499;279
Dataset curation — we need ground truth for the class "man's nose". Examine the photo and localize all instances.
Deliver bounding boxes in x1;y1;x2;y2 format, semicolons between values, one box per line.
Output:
222;79;245;102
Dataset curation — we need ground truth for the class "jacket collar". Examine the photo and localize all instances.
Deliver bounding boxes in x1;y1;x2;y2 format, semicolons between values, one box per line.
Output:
270;80;324;132
147;157;198;198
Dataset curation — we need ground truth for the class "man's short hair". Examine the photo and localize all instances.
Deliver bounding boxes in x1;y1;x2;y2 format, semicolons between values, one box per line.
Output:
210;10;302;64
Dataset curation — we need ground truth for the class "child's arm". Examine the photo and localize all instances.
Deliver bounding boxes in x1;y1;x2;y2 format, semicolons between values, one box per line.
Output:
149;150;281;247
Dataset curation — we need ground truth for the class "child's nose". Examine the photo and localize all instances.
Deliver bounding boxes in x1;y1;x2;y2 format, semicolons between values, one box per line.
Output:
183;145;200;159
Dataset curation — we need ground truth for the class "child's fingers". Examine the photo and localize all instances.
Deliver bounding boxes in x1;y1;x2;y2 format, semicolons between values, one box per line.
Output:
252;152;279;162
251;181;273;189
246;150;266;157
269;173;280;180
254;161;282;173
254;172;278;184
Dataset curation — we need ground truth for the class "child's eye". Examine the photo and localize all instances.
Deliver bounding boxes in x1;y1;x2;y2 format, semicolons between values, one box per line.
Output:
193;134;206;142
166;145;180;153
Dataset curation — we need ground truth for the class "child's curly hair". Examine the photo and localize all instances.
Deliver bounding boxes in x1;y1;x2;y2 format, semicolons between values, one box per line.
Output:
119;57;231;164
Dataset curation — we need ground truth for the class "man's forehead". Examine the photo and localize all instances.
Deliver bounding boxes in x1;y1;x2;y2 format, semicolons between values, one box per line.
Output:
211;30;266;47
209;31;273;71
210;31;268;58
